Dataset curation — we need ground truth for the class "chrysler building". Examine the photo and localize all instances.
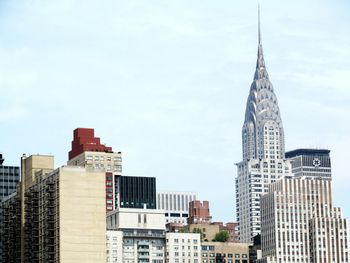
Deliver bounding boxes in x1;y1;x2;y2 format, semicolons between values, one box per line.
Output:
235;9;291;243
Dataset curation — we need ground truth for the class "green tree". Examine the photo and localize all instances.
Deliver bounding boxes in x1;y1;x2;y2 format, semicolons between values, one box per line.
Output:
212;230;229;242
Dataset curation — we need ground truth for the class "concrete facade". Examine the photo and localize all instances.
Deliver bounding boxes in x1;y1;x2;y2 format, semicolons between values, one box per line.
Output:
107;208;166;262
259;177;349;263
59;167;107;262
106;230;123;263
68;151;122;212
166;232;201;263
157;191;197;224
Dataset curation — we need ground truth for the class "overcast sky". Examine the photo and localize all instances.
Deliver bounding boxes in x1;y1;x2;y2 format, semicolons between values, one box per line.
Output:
1;0;349;222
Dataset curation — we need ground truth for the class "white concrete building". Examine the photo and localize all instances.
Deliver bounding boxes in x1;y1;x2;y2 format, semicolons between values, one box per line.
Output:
157;191;197;224
165;232;201;263
107;230;123;263
235;10;291;242
259;177;349;263
106;208;166;263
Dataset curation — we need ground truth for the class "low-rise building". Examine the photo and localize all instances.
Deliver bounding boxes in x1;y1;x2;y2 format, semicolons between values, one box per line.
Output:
201;242;250;263
107;208;166;262
166;232;201;263
189;223;220;242
212;222;239;243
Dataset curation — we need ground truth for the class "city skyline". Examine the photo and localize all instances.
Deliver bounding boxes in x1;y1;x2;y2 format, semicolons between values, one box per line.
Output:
1;0;350;223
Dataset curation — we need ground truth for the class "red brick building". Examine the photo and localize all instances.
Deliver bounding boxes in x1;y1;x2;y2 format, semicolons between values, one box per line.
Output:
68;128;113;160
188;200;212;224
67;128;122;212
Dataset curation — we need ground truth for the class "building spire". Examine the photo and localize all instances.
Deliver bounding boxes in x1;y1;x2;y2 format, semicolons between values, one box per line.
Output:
254;3;268;79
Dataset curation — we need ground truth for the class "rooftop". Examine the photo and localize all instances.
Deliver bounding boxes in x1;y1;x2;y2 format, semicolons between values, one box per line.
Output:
285;148;330;158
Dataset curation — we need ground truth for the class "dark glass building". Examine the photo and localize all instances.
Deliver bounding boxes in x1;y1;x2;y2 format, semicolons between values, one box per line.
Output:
115;175;156;209
0;154;20;201
285;148;331;180
0;154;20;263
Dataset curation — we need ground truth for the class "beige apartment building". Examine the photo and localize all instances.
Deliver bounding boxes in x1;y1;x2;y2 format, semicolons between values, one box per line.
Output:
67;128;122;212
1;154;107;263
68;149;122;212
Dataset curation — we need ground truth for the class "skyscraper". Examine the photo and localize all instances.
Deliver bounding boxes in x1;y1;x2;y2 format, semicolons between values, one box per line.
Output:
259;177;348;263
286;148;332;180
235;9;291;242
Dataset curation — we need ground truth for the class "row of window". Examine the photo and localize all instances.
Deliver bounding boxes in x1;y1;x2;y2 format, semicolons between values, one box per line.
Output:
171;239;199;244
86;155;122;162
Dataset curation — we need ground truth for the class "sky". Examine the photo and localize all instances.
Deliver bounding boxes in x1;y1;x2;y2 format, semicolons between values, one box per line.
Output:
0;0;349;222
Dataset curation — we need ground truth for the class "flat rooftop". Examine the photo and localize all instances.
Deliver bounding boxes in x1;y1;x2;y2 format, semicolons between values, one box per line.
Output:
285;148;330;158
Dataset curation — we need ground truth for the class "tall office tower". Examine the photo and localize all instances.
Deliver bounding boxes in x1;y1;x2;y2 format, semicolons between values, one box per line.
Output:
115;175;156;209
188;200;212;224
67;128;122;212
259;177;349;263
157;191;197;224
0;154;20;263
235;9;291;242
107;208;166;262
286;149;332;180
